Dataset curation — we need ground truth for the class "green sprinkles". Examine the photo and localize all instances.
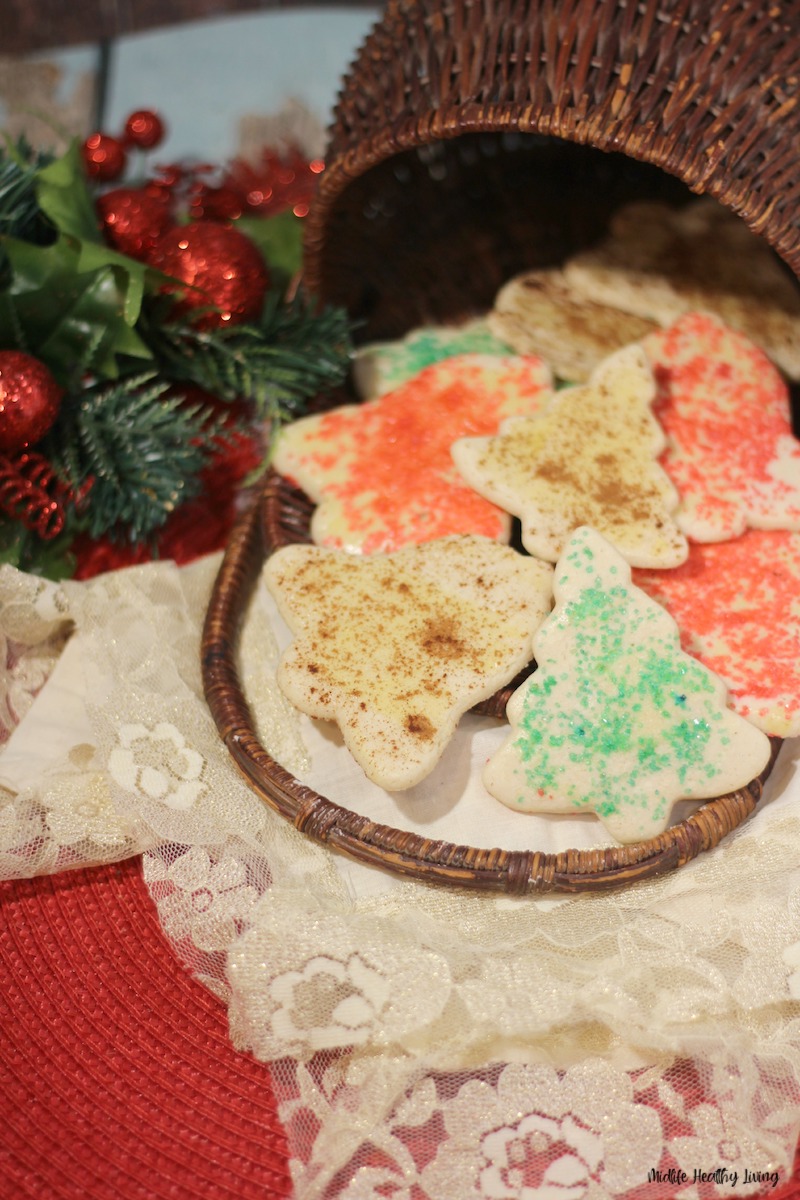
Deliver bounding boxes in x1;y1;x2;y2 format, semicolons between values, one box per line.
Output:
365;322;512;392
484;527;771;843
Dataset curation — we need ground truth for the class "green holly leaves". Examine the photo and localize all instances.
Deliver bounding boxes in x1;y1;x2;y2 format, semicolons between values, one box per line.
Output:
0;140;153;384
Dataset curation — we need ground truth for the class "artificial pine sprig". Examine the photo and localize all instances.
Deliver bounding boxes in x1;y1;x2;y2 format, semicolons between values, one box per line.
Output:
47;372;231;543
139;288;354;426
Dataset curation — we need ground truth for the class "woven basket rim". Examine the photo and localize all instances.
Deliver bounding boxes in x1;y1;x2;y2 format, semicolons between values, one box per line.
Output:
308;109;795;262
200;470;780;896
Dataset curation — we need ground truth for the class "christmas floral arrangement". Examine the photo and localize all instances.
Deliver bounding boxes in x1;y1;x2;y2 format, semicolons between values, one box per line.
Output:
0;111;353;579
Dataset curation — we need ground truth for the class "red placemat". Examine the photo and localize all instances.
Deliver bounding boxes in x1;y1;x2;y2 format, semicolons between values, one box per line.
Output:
0;859;293;1200
4;859;800;1200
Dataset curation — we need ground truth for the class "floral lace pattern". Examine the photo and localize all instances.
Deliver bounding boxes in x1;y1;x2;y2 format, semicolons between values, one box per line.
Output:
294;1059;790;1200
415;1062;661;1199
144;847;260;953
270;953;391;1049
227;894;453;1060
2;554;800;1198
109;721;207;810
1;629;59;742
0;567;71;744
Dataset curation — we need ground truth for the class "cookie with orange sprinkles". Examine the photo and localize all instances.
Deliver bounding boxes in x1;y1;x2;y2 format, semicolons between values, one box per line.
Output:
271;353;553;554
644;313;800;542
634;529;800;738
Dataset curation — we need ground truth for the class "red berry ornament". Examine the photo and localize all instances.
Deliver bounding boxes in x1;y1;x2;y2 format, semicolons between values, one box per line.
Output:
124;109;166;150
151;223;269;329
82;132;127;182
97;187;174;260
189;184;244;223
0;352;64;453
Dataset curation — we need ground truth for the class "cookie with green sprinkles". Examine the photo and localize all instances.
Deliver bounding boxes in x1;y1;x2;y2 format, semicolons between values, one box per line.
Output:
352;318;513;399
483;526;772;844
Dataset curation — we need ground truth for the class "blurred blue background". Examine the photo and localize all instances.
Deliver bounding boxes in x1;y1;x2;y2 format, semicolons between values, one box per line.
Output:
0;7;379;162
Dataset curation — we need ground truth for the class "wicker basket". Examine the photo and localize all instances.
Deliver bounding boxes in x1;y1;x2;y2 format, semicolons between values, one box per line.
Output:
202;0;796;893
202;470;780;894
303;0;800;344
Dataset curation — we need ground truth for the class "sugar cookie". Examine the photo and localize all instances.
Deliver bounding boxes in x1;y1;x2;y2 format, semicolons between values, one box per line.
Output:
489;267;659;382
483;526;771;843
634;528;800;738
564;199;800;379
644;312;800;541
452;344;688;568
265;534;554;791
272;354;553;554
352;318;512;399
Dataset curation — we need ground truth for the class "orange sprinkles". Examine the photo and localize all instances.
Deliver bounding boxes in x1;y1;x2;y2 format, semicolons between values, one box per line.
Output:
645;313;800;541
271;354;552;554
634;529;800;737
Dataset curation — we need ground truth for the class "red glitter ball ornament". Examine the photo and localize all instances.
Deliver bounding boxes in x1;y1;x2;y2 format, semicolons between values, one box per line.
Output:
150;223;270;329
97;187;174;260
124;109;166;150
0;351;64;453
82;132;127;182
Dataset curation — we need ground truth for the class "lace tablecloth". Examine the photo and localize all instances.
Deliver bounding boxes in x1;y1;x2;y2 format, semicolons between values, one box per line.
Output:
3;550;800;1199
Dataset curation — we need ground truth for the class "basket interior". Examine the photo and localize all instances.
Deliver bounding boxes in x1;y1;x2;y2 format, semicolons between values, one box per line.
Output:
313;133;704;343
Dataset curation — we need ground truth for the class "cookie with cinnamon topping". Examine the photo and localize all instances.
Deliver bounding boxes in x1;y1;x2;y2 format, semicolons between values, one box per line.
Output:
452;344;688;569
264;535;553;791
489;268;659;382
563;198;800;379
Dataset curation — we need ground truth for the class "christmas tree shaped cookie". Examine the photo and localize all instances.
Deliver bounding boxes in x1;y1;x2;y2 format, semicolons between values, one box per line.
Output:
562;198;800;379
644;312;800;541
452;344;688;568
272;353;553;554
483;526;771;843
265;534;553;791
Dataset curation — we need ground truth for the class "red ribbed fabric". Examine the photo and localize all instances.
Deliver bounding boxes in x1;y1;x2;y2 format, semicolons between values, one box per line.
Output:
4;863;800;1200
0;859;293;1200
